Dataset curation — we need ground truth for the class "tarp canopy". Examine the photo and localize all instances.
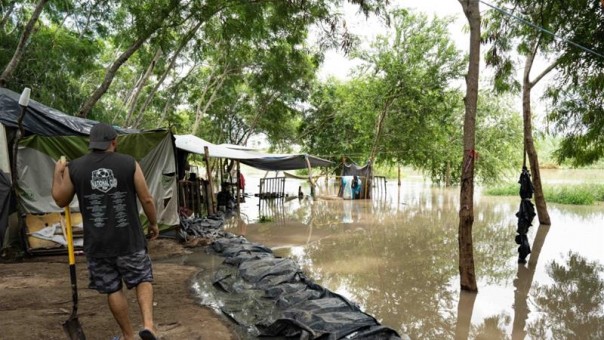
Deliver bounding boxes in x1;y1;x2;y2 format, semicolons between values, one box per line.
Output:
0;87;133;136
16;131;179;230
0;88;179;246
175;134;333;171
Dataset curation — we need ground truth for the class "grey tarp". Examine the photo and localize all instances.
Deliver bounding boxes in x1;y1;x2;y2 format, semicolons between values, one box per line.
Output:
15;132;179;228
341;162;372;178
0;87;133;136
178;216;403;340
175;134;333;171
0;87;179;245
0;171;12;247
339;161;373;199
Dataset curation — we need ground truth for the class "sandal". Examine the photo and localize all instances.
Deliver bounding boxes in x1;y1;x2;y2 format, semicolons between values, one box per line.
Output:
138;328;158;340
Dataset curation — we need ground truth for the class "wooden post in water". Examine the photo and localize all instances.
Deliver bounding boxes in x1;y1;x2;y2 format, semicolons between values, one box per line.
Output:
398;165;401;186
204;146;215;215
305;155;315;197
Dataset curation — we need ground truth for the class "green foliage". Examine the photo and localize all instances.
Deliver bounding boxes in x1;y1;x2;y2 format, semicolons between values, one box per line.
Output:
258;215;274;223
1;0;388;147
484;183;518;196
485;183;604;205
483;0;604;166
299;10;523;186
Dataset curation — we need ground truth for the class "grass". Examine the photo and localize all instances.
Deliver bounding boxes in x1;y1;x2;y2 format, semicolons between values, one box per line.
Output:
485;183;604;205
258;215;274;223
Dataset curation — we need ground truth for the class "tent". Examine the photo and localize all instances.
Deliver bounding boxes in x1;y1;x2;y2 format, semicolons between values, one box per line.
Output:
0;88;179;253
175;134;333;171
339;161;373;199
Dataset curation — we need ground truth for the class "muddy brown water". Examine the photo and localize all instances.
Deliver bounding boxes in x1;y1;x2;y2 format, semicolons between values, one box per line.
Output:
178;169;604;339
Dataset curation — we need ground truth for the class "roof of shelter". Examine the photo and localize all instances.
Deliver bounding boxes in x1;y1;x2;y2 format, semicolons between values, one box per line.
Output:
174;134;333;171
0;88;134;136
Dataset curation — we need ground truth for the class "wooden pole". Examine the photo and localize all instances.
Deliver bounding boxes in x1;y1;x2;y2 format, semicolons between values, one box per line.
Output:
305;155;316;197
236;161;241;207
204;146;215;215
398;165;401;186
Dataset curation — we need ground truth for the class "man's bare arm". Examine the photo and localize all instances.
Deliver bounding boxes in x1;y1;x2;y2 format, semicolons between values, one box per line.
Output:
51;159;75;208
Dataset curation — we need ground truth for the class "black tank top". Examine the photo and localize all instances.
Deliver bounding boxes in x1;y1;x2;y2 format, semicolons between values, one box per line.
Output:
69;151;146;257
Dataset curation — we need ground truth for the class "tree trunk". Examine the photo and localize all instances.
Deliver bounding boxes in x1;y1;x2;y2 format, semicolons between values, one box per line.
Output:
77;34;150;118
157;63;198;123
136;20;204;123
191;68;229;135
0;0;49;87
124;48;163;126
369;98;393;164
457;0;480;292
0;1;17;31
522;42;552;225
77;2;178;118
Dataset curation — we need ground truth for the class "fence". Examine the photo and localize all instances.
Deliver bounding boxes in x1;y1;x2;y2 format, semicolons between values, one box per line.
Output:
258;176;286;199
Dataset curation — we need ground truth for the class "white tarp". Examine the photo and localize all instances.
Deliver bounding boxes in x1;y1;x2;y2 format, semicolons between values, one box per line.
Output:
175;134;259;159
175;134;333;171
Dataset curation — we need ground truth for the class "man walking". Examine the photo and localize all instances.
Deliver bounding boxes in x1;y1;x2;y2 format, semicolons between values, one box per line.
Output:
52;123;159;340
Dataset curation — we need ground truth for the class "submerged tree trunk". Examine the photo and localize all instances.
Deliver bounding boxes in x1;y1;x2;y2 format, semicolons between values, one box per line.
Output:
457;0;479;292
0;0;49;87
521;41;552;225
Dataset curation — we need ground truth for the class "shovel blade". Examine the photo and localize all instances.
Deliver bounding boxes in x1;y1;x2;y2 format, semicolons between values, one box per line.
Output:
63;316;86;340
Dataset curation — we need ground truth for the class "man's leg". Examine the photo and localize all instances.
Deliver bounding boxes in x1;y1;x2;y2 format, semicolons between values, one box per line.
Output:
107;289;135;340
136;282;156;334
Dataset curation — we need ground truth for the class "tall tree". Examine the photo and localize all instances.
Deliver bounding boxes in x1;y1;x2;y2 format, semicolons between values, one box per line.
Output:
0;0;49;87
77;0;181;118
483;0;604;224
546;1;604;166
457;0;480;292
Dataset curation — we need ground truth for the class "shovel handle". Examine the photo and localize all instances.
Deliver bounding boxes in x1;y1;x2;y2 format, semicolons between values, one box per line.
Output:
65;206;75;265
60;156;76;266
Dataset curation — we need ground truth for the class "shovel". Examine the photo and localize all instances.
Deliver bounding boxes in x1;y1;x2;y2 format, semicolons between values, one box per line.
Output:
61;156;86;339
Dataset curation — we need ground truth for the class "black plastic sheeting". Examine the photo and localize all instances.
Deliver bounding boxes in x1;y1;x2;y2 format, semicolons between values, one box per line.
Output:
0;88;134;137
341;162;372;178
178;215;405;340
0;171;13;246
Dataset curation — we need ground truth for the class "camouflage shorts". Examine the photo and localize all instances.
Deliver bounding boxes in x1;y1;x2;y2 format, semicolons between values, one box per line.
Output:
87;250;153;294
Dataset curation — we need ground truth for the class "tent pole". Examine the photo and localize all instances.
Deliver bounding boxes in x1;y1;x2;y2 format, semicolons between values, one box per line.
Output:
11;89;31;246
236;161;241;209
204;146;215;215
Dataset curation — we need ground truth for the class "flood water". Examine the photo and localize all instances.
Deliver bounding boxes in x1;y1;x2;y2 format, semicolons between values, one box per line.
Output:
190;169;604;339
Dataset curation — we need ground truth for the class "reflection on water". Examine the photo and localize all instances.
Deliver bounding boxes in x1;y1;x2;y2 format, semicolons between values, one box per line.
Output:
221;171;604;339
528;252;604;339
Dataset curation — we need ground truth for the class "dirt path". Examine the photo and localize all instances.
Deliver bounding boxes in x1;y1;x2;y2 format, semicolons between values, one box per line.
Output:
0;239;238;340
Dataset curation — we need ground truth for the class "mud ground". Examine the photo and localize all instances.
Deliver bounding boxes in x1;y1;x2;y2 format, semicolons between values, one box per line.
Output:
0;238;238;340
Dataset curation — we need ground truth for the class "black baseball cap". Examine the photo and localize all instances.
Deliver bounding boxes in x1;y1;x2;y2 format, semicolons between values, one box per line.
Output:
89;123;117;150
